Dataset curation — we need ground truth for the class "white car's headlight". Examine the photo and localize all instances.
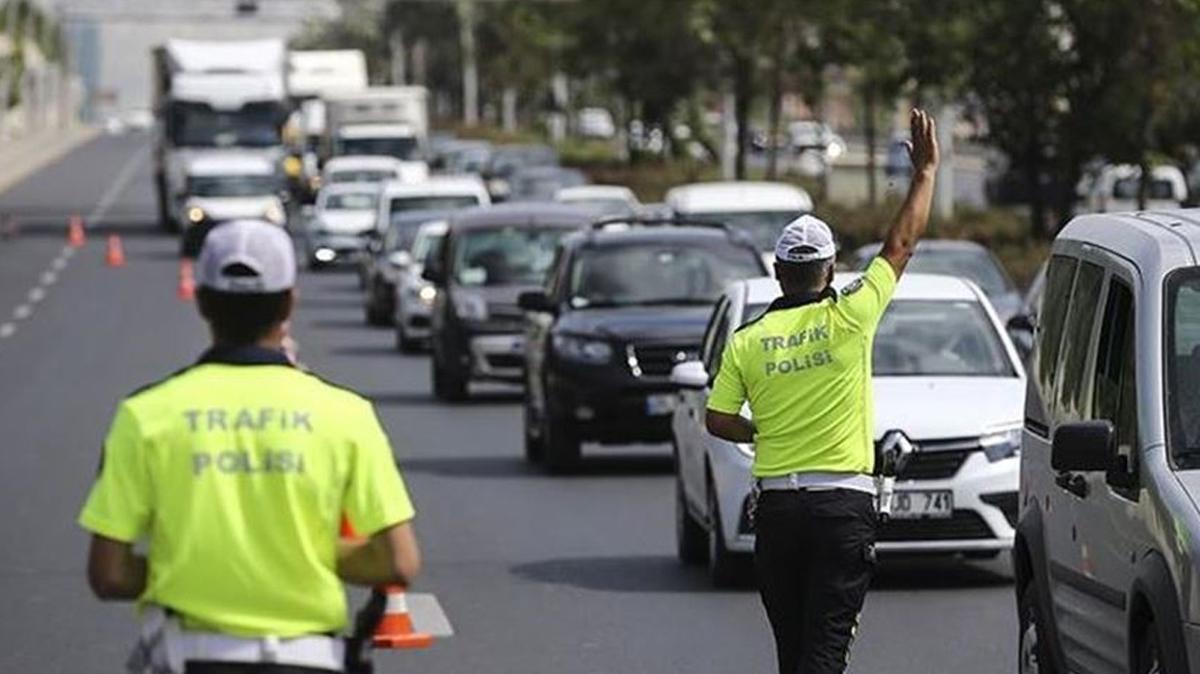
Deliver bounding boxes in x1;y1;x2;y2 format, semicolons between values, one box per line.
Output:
552;334;613;364
263;203;285;225
981;425;1023;462
417;284;437;306
452;292;488;321
186;206;206;225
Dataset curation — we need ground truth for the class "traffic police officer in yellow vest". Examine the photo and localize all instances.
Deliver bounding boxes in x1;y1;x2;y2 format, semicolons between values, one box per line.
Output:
79;219;421;674
706;109;939;674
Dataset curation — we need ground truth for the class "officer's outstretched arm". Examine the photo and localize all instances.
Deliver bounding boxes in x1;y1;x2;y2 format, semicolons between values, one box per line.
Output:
87;534;147;600
706;410;756;444
881;109;939;277
338;522;422;587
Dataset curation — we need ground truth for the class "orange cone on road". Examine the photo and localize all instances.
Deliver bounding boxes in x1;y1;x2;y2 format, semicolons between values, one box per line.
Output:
177;258;195;301
372;584;434;649
67;215;85;247
105;235;126;267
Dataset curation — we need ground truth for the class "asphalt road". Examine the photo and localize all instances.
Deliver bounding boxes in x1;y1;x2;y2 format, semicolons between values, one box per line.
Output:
0;132;1018;673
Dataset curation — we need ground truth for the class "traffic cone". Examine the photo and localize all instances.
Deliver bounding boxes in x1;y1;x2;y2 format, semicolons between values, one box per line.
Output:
105;235;126;267
67;215;85;247
177;259;195;301
372;585;434;649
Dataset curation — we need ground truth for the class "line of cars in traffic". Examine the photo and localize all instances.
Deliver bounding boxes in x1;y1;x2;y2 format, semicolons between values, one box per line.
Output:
317;145;1037;590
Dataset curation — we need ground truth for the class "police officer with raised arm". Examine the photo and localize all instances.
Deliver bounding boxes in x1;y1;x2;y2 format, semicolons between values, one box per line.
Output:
705;109;939;674
79;219;421;674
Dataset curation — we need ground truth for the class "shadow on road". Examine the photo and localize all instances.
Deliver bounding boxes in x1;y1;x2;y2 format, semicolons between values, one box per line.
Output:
511;555;741;593
401;453;673;479
871;557;1012;590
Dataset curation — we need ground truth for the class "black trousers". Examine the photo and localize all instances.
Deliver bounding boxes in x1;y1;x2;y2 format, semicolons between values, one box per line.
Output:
186;664;338;673
754;489;877;674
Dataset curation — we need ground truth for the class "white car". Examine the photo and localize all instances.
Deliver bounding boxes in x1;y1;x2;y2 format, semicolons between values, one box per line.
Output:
671;272;1026;585
393;219;448;352
374;176;491;236
554;185;640;217
1085;163;1187;213
180;153;286;228
304;184;378;267
665;181;813;262
321;155;428;189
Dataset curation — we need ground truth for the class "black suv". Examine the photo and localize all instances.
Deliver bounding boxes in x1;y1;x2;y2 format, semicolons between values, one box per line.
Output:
423;203;593;401
518;221;767;470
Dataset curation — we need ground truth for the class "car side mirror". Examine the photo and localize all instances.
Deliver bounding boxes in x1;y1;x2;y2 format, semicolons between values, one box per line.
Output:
670;360;708;389
1007;313;1035;334
517;290;555;314
388;250;413;269
1052;420;1115;472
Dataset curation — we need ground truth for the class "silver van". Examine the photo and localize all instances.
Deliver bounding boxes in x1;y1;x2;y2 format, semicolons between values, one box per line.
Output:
1017;210;1200;673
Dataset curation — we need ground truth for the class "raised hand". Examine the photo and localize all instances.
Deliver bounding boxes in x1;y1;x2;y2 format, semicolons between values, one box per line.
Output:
904;108;939;176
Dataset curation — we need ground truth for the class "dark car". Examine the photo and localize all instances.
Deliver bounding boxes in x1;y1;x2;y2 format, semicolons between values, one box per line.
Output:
518;221;767;471
423;203;593;400
508;166;588;202
362;209;452;326
481;144;560;202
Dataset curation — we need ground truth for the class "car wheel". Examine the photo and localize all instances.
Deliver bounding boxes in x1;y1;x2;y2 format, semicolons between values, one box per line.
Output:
543;407;580;474
1018;583;1056;674
707;479;743;587
431;352;468;402
522;387;544;464
675;474;707;565
1135;620;1164;674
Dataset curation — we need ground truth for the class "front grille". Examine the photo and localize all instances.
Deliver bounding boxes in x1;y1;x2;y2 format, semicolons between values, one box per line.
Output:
877;510;994;542
628;343;699;377
486;353;523;369
896;449;972;480
981;491;1019;528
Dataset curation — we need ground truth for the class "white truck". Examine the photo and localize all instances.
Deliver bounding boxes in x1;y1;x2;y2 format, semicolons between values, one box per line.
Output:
151;39;289;230
287;50;369;196
322;87;430;163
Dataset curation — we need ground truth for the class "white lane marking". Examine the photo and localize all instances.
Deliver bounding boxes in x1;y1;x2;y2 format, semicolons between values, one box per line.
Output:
0;323;14;339
27;287;45;303
13;304;31;320
85;144;147;225
40;271;56;285
51;256;68;270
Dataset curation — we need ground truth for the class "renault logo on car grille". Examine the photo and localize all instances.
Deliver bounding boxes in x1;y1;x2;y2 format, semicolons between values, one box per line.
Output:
880;429;917;457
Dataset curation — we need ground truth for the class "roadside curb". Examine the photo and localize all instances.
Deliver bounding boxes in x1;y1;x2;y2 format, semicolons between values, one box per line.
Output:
0;126;101;196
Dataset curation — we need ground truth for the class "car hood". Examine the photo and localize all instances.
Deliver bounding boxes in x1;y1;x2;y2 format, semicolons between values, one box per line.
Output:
554;305;712;342
188;196;280;220
872;377;1025;440
318;210;375;234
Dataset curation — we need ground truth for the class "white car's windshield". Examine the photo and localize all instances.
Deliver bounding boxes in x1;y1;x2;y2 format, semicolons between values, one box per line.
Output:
874;300;1014;377
693;210;801;251
329;169;394;184
858;248;1013;297
323;192;377;210
571;243;763;308
189;175;278;198
453;226;567;287
390;196;479;225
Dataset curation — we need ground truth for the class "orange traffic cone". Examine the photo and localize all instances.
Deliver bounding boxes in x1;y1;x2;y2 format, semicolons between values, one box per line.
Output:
67;215;85;247
372;585;434;649
177;259;195;301
105;235;126;267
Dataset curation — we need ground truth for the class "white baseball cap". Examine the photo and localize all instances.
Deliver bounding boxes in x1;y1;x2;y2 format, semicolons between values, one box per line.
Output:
774;214;836;263
196;220;296;293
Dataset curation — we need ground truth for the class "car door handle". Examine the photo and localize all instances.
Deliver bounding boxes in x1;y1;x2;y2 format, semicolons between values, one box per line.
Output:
1055;473;1089;499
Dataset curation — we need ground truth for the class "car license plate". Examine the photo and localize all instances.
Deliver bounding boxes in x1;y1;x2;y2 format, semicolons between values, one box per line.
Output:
645;393;677;416
890;490;953;519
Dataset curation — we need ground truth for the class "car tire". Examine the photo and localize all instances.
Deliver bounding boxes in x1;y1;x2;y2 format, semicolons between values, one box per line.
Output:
1135;619;1164;674
543;408;580;474
676;475;707;565
707;479;743;587
431;354;468;402
522;388;544;464
1018;583;1057;674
